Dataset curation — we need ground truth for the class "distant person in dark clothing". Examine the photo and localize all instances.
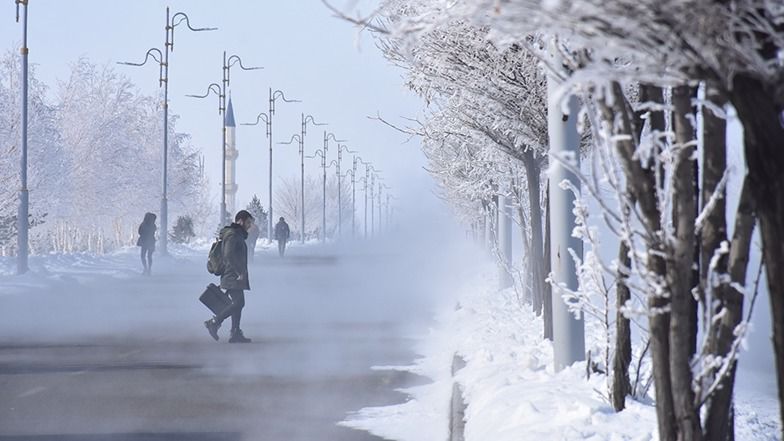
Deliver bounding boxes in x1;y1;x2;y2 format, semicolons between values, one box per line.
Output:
137;212;156;275
246;219;260;262
205;210;254;343
274;217;290;257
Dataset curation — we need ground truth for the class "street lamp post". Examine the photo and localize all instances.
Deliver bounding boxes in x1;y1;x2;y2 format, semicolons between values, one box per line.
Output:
14;0;29;274
242;112;270;235
118;8;215;256
356;159;376;239
342;168;356;238
279;133;304;240
305;149;326;241
359;175;368;239
385;193;397;233
320;132;346;240
366;166;382;238
370;174;375;237
300;114;326;242
327;159;341;237
336;144;357;238
352;157;361;237
379;183;390;235
283;115;327;243
266;89;300;240
189;53;260;226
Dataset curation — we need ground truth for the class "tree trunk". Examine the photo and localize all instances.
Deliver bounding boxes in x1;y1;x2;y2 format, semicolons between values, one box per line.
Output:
729;74;784;439
705;177;755;440
612;236;632;411
668;85;701;441
523;150;546;318
512;178;533;304
699;84;730;439
602;82;676;441
611;84;662;411
543;184;553;340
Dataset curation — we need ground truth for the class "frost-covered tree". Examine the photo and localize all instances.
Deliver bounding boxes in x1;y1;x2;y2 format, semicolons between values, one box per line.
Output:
327;0;781;437
0;56;209;253
245;194;268;238
0;51;65;254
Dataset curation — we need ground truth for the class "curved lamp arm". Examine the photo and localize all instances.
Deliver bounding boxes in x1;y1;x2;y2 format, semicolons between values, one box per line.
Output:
242;113;270;126
303;115;327;136
338;144;358;155
186;83;221;99
305;149;325;159
117;48;165;86
272;90;301;103
169;12;216;51
227;55;263;71
279;134;302;145
225;54;263;86
117;48;163;67
171;12;217;32
325;132;347;143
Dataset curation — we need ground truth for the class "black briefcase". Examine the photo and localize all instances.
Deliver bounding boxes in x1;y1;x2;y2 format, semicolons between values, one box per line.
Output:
199;283;231;315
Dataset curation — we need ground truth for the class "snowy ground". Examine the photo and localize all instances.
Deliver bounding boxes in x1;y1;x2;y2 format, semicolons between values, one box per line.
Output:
341;259;782;441
1;236;778;440
0;236;464;440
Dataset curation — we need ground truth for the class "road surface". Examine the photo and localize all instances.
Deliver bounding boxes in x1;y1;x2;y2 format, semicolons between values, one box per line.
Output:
0;239;454;440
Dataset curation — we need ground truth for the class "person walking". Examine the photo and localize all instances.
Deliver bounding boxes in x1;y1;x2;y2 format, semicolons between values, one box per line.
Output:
137;212;156;275
246;218;260;262
274;217;290;257
204;210;254;343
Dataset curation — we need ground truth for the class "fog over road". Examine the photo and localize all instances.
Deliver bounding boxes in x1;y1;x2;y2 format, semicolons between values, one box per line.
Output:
0;234;467;440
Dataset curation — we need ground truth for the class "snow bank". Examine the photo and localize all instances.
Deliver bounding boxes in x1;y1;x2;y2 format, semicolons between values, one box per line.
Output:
341;265;780;441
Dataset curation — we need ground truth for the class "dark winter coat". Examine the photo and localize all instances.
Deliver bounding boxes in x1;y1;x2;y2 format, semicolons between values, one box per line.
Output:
137;222;156;250
220;223;250;291
274;220;290;241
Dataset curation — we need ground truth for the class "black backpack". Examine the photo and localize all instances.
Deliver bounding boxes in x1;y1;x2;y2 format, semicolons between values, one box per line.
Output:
207;239;225;275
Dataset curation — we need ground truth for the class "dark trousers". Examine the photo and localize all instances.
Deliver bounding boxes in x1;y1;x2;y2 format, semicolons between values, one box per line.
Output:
215;289;245;331
277;239;286;257
140;247;153;271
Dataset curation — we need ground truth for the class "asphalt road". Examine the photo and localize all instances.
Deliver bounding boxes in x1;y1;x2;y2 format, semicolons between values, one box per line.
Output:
0;241;447;441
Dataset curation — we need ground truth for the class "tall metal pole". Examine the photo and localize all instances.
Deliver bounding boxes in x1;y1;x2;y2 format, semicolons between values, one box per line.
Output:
364;168;369;238
377;182;383;235
266;89;299;241
547;72;585;371
160;7;170;255
337;163;342;237
297;115;327;243
16;0;29;274
322;143;327;242
163;9;214;247
370;174;375;237
268;88;274;238
121;9;214;253
220;52;229;225
300;114;306;243
352;158;357;238
385;194;390;232
190;52;258;227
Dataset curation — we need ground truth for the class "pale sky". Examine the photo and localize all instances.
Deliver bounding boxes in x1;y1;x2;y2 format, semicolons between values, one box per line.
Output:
1;0;451;229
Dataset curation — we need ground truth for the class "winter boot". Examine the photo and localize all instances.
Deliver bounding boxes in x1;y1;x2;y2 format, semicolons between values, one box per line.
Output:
229;329;252;343
204;318;220;341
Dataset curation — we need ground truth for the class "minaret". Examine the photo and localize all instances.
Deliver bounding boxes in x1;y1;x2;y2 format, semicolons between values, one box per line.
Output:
225;95;239;216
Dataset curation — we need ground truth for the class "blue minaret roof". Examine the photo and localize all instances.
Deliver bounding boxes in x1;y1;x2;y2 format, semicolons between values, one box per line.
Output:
225;95;236;127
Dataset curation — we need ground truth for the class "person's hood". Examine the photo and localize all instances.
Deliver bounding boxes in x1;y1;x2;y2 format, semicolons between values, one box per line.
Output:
220;223;248;241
